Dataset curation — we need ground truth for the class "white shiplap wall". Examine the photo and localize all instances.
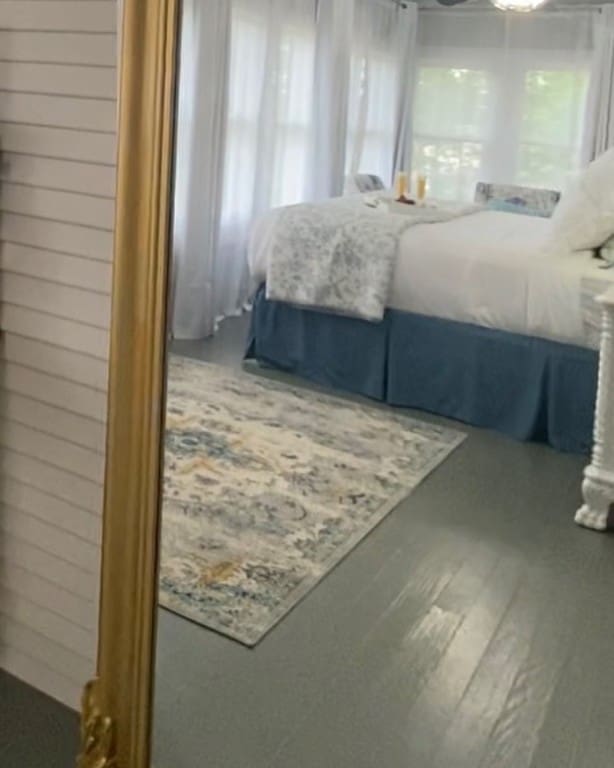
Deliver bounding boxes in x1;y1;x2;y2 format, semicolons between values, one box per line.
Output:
0;0;117;709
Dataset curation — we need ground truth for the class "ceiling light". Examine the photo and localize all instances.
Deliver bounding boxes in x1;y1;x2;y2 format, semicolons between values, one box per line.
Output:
490;0;550;11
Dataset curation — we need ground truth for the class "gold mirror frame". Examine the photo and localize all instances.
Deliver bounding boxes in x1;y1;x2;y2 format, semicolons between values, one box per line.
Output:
78;0;180;766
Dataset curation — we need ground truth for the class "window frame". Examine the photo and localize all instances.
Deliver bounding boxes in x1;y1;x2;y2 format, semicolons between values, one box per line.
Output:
413;46;592;199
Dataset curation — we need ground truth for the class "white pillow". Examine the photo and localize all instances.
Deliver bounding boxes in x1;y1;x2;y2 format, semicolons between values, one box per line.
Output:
551;148;614;251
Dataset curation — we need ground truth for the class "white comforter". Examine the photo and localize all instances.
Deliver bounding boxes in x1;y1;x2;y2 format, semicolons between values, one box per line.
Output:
249;208;614;350
265;197;479;322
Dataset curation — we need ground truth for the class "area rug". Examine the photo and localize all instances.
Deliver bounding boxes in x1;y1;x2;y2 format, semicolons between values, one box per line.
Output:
160;357;465;646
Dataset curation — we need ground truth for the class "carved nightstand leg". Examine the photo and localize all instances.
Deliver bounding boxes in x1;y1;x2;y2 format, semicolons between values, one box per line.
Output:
576;467;613;531
576;288;614;532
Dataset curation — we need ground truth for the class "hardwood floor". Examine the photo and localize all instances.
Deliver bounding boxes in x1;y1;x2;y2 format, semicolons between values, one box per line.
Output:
153;315;614;768
0;671;79;768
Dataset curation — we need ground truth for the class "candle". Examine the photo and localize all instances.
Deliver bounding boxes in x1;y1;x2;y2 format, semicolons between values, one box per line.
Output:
395;171;408;201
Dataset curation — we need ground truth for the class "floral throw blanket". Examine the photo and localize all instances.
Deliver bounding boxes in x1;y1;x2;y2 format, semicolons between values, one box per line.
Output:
265;196;478;322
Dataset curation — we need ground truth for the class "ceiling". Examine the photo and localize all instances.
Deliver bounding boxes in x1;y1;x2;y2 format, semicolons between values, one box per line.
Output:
417;0;610;7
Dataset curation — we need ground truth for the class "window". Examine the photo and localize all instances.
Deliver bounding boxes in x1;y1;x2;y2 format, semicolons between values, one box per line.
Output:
346;52;400;184
270;29;316;208
412;62;590;201
345;0;409;186
517;69;589;190
222;5;316;224
412;67;494;201
222;10;267;225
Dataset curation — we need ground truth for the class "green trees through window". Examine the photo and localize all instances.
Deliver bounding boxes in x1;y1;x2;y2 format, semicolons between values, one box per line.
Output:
412;64;589;200
413;67;492;200
518;70;588;189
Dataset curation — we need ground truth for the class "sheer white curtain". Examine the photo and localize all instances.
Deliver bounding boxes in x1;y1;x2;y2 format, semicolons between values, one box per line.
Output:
413;9;595;201
172;0;231;340
217;0;317;326
308;0;354;200
172;0;417;339
346;0;417;185
308;0;417;199
583;6;614;163
172;0;317;339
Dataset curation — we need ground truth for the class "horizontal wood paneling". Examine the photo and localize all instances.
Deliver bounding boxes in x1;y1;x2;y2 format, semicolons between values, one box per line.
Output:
0;123;116;164
0;1;116;33
0;212;114;261
0;448;103;516
0;390;106;455
0;645;82;708
0;569;96;635
0;242;112;293
0;62;116;99
0;183;115;229
0;585;95;658
1;273;111;328
0;1;116;706
0;540;98;619
1;333;109;390
0;475;102;543
0;154;116;197
0;421;105;483
0;305;110;359
1;362;107;421
0;92;115;132
0;618;93;686
0;31;117;66
1;505;100;572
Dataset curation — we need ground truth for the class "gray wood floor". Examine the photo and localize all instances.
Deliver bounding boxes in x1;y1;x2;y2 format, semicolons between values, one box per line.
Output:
0;670;79;768
154;315;614;768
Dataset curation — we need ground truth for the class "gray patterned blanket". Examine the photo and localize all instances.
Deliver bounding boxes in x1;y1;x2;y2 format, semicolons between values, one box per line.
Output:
265;196;478;322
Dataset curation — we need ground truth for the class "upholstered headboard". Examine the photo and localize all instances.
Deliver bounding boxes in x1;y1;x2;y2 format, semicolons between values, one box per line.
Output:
475;182;561;217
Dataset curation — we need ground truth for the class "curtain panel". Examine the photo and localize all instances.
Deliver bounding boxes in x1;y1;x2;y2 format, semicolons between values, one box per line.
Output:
172;0;417;340
346;0;417;185
172;0;231;340
414;9;596;201
582;6;614;163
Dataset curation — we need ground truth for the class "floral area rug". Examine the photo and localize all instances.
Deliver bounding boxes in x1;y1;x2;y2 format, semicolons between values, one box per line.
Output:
160;357;465;646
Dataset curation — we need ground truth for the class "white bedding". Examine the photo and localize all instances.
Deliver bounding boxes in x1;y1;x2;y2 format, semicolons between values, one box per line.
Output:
249;208;614;350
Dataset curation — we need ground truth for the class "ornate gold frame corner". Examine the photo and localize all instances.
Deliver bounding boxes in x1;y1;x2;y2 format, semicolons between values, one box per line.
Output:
77;680;117;768
78;0;180;765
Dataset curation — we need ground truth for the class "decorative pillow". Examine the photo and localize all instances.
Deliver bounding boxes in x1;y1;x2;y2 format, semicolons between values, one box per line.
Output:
475;182;560;216
551;148;614;251
487;199;550;218
343;174;386;196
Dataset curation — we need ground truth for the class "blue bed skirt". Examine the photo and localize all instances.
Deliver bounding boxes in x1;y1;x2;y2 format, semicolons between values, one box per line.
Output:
245;286;598;454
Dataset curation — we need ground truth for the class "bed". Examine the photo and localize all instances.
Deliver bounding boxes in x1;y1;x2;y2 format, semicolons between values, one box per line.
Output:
245;202;614;454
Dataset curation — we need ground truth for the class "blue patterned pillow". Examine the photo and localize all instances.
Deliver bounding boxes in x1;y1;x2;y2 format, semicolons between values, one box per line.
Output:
487;199;550;218
475;182;560;217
